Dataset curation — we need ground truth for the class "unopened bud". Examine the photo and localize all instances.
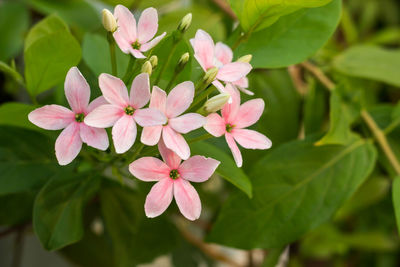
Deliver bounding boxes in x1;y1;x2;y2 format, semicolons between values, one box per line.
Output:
237;54;252;63
204;93;230;113
203;67;219;84
102;9;117;32
149;55;158;69
177;13;192;33
141;61;152;75
176;52;190;72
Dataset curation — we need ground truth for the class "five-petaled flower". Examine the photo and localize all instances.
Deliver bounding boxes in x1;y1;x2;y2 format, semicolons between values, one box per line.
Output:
28;67;109;165
129;140;220;220
204;84;272;167
113;5;166;58
141;83;205;160
84;73;166;154
190;29;252;94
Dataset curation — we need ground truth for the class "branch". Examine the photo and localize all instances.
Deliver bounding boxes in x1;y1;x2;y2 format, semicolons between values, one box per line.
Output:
211;0;237;19
300;61;335;91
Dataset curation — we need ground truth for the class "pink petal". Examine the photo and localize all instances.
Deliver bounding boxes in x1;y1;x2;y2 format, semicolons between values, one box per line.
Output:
130;73;150;109
141;125;163;146
217;62;252;82
174;179;201;221
162;125;190;160
215;42;233;65
87;96;109;113
64;67;90;113
190;29;215;70
168;113;205;134
233;77;249;89
79;123;109;150
204;113;225;137
55;122;82;165
84;104;123;128
99;73;129;107
150;86;166;113
178;156;220;183
112;115;137;153
113;31;133;54
134;108;166;127
232;129;272;150
129;157;170;181
225;133;242;167
234;98;264;128
166;81;194;118
140;32;166;52
237;87;254;96
212;80;226;94
145;178;174;218
28;105;74;130
221;84;240;124
137;7;158;44
129;48;146;59
158;139;181;169
114;5;136;43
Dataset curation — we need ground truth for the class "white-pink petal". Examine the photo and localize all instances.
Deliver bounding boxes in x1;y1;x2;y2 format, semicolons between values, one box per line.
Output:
174;179;201;221
162;125;190;160
217;62;252;82
190;29;215;70
55;122;82;165
129;157;170;181
112;115;137;153
87;96;109;113
114;5;136;43
134;108;166;127
150;86;167;113
84;104;123;128
179;156;220;183
140;125;163;146
137;7;158;44
232;129;272;150
140;32;166;52
204;113;225;137
215;42;233;65
166;81;194;118
234;98;264;128
129;48;146;59
28;105;74;130
158;139;181;169
99;73;129;107
130;73;150;109
225;133;242;168
221;84;240;124
145;178;174;218
168;113;205;134
64;67;90;113
79;123;109;150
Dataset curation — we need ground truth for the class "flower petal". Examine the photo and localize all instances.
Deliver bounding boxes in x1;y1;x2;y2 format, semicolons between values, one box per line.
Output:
215;42;233;65
28;105;74;130
113;31;133;54
79;123;109;150
140;32;166;52
99;73;129;107
169;113;205;134
212;80;226;94
150;86;167;113
64;67;90;113
162;125;190;160
137;7;158;44
141;125;163;146
87;96;109;112
158;139;181;169
129;157;170;181
190;29;215;70
174;179;201;221
234;98;264;128
129;48;146;59
204;113;225;137
134;108;166;127
130;73;150;109
166;81;194;118
232;129;272;150
225;133;242;167
55;122;82;165
216;62;252;82
112;115;137;153
221;84;240;124
114;5;136;43
84;104;123;128
145;178;174;218
232;77;249;89
179;156;220;183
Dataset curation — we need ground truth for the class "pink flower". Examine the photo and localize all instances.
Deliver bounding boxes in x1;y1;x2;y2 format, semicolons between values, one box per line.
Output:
204;84;272;167
113;5;166;59
141;82;205;160
84;73;166;154
190;29;252;94
28;67;109;165
129;140;220;220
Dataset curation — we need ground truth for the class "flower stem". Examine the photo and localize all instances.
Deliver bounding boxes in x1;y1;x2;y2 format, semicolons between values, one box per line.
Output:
189;85;215;112
154;42;178;85
165;71;179;92
123;56;136;83
107;32;117;76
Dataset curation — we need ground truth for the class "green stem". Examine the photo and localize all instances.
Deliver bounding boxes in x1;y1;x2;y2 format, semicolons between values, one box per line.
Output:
189;85;215;112
165;71;179;92
107;32;118;76
155;42;178;85
125;143;145;165
384;118;400;135
123;56;136;83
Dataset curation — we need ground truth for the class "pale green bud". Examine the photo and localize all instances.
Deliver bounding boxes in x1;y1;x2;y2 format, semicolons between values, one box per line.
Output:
204;93;230;113
177;13;192;33
102;9;117;32
149;55;158;69
237;54;252;63
141;61;152;75
176;52;190;71
203;67;219;84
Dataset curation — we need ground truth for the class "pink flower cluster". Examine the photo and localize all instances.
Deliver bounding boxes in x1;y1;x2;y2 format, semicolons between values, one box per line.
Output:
28;5;271;220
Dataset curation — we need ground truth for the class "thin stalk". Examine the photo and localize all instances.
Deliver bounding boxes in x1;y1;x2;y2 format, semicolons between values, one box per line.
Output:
123;56;136;83
107;32;118;76
11;226;25;267
189;85;215;112
155;42;178;85
165;71;179;92
125;143;145;165
384;118;400;135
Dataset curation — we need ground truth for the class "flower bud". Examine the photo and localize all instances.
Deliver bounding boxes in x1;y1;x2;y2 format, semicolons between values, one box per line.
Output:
237;54;252;63
203;67;219;84
149;55;158;69
141;61;152;75
177;13;192;33
204;93;230;113
175;52;190;72
102;9;117;32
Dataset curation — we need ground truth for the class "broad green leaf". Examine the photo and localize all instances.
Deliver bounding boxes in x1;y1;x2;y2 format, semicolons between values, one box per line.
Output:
0;103;37;130
0;2;29;60
33;172;101;250
24;15;81;97
393;177;400;236
262;247;286;267
333;45;400;87
0;61;24;86
0;192;35;226
207;138;376;249
229;0;332;32
303;81;327;135
191;141;252;198
234;0;341;68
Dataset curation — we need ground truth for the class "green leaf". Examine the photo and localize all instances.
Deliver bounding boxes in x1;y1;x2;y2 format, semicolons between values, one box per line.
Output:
24;15;81;97
191;141;252;198
207;138;376;249
333;45;400;87
0;102;37;130
0;192;35;226
0;61;24;86
229;0;332;33
33;172;101;250
393;177;400;236
303;81;327;135
234;0;341;68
